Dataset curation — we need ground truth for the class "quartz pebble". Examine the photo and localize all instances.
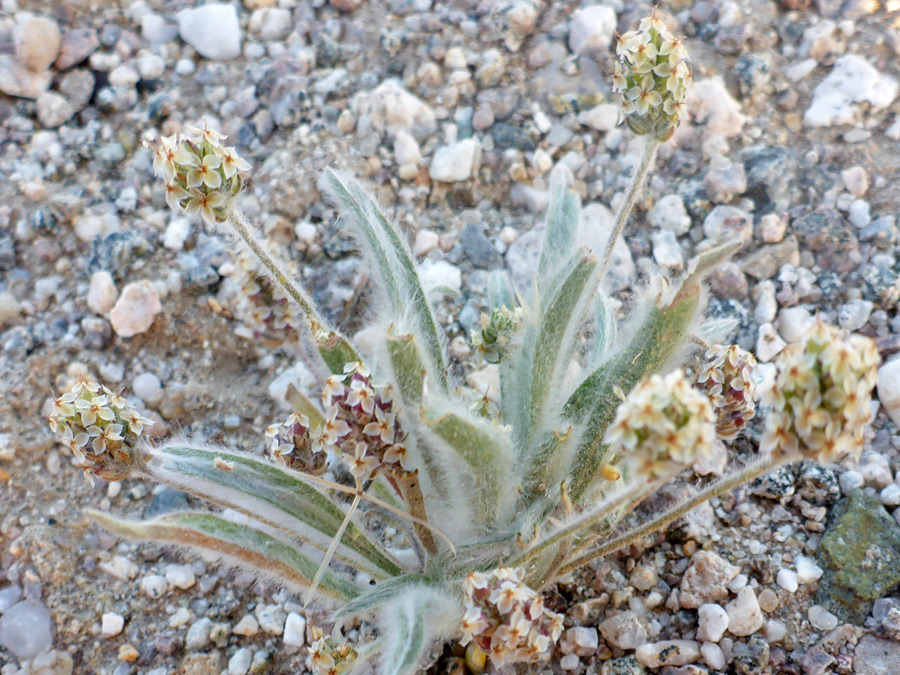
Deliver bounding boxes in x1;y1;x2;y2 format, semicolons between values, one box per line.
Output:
759;213;787;243
776;307;814;344
881;483;900;507
283;612;306;647
186;617;213;651
0;601;53;658
877;360;900;427
697;603;729;642
776;568;799;593
651;230;683;270
808;605;838;631
568;6;616;56
110;281;161;338
36;92;75;128
687;78;746;137
635;640;701;668
804;55;899;127
15;17;61;73
796;555;824;584
648;194;692;235
701;641;726;670
165;564;196;590
680;551;741;609
177;3;242;61
429;139;481;182
233;614;260;637
756;323;786;362
725;587;764;636
133;372;162;406
0;585;23;612
140;575;168;599
600;611;648;649
228;647;252;675
102;611;125;638
255;604;286;635
88;271;118;315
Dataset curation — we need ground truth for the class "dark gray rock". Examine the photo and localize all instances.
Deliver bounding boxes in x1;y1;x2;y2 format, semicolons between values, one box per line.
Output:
460;224;501;269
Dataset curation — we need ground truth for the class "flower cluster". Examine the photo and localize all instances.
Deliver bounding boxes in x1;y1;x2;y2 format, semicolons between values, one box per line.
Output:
265;413;327;476
47;380;153;482
307;629;357;675
604;369;716;478
230;253;302;345
471;306;522;364
460;567;563;668
761;322;879;463
693;344;758;441
151;124;250;226
320;362;410;482
612;11;692;141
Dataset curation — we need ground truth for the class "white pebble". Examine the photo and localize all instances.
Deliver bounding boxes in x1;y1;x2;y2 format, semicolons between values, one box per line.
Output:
99;555;138;581
140;575;168;599
808;605;839;631
177;3;242;61
163;218;190;250
429;139;481;182
697;604;729;642
701;641;726;670
776;568;799;593
877;360;900;427
283;612;306;647
795;555;824;584
133;372;162;405
840;469;865;494
568;5;616;56
169;606;191;628
0;601;53;658
255;604;286;635
635;640;701;668
418;259;461;297
165;564;196;590
763;618;788;642
233;614;260;637
560;653;581;671
648;194;691;235
412;230;439;257
228;647;252;675
88;271;118;315
101;612;125;638
776;307;814;344
842;166;869;197
110;281;161;338
882;484;900;507
725;587;764;637
756;323;786;362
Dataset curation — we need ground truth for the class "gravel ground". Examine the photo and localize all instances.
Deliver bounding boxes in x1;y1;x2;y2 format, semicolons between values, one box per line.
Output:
1;0;900;674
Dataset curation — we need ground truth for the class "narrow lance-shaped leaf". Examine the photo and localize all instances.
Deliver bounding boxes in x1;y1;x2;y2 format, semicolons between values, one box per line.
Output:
591;291;617;364
323;170;448;390
90;510;362;601
536;166;581;296
486;269;515;311
139;443;403;579
334;574;438;621
386;328;425;405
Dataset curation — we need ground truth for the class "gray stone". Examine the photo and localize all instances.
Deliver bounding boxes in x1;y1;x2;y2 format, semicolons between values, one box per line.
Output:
55;29;99;70
58;69;96;112
36;92;75;128
0;55;52;99
853;634;900;675
460;224;500;269
0;601;53;658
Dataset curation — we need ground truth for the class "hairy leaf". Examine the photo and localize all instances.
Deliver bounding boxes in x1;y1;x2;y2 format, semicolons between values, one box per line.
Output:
334;574;438;621
386;329;426;405
537;167;581;295
90;510;361;600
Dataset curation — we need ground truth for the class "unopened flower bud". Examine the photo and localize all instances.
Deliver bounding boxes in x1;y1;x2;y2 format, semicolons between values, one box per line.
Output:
47;380;153;481
150;124;250;227
760;322;879;463
604;369;716;478
694;344;758;441
471;306;522;364
266;413;327;475
612;11;692;141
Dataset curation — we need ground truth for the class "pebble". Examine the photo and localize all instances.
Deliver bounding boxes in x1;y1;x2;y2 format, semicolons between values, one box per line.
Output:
687;78;746;137
133;372;162;406
283;612;306;647
0;55;52;98
648;194;691;235
697;603;729;642
58;69;96;112
164;218;191;250
419;259;462;297
600;611;648;650
102;611;125;638
248;8;293;41
0;585;23;612
840;469;865;494
764;619;787;643
15;16;61;73
629;565;659;592
759;213;787;243
177;3;242;61
109;281;161;338
186;617;213;651
560;653;580;670
430;138;481;182
842;166;869;197
804;55;899;127
55;28;99;70
0;601;53;658
577;103;619;132
702;205;753;242
635;640;701;668
776;568;799;593
232;614;260;637
412;230;439;257
228;647;252;675
254;604;286;635
776;306;814;344
36;92;75;128
680;551;741;609
352;81;437;141
808;605;839;631
88;271;118;315
838;299;873;331
701;641;726;670
99;555;139;580
725;587;764;636
756;323;786;362
140;575;168;599
568;5;616;56
165;564;196;590
795;555;824;584
393;130;421;177
877;360;900;427
703;162;747;203
709;262;748;299
651;230;683;270
758;588;779;613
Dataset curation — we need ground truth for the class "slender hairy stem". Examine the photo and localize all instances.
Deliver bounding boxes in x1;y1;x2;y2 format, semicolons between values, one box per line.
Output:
600;138;658;274
306;480;364;606
395;470;439;557
556;452;795;577
291;469;456;554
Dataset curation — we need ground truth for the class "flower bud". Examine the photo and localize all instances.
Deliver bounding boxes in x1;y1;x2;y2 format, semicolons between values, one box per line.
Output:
761;322;879;463
151;124;250;227
460;567;563;668
693;344;758;441
612;11;692;141
604;369;716;478
230;252;302;345
307;628;357;675
266;413;327;475
47;380;153;481
471;306;522;364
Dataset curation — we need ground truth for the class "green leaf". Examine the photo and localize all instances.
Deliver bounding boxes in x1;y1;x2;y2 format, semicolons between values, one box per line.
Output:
334;574;437;621
386;328;426;405
323;170;447;389
591;292;617;363
421;406;514;524
316;330;362;375
537;166;581;295
141;444;403;579
380;597;428;675
89;510;361;600
486;269;514;311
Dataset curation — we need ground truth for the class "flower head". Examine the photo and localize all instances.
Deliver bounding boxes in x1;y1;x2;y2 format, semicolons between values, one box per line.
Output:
227;251;303;345
307;628;357;675
611;10;692;141
471;306;523;364
460;567;562;668
604;369;716;478
149;123;249;227
760;322;879;463
693;344;758;441
266;412;328;475
47;380;153;482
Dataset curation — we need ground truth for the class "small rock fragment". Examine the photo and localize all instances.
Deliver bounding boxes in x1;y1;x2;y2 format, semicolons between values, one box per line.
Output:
635;640;701;668
877;360;900;427
165;564;196;590
283;612;306;647
88;271;118;315
725;587;764;636
697;603;729;642
0;601;53;658
15;17;61;73
680;551;741;609
177;3;242;61
109;281;161;338
568;6;616;56
430;139;482;182
102;611;125;638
